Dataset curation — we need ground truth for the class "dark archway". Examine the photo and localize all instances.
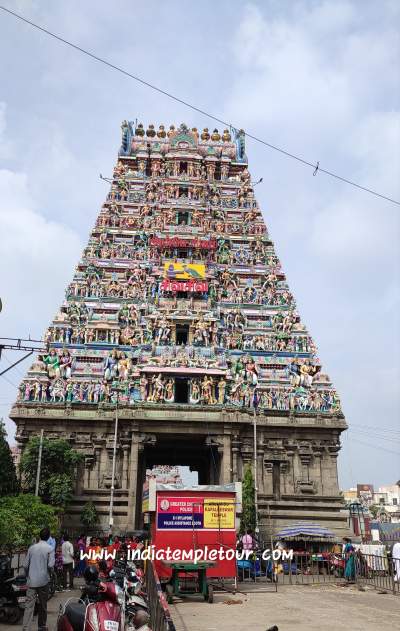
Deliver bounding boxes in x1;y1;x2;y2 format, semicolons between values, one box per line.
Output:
135;433;221;527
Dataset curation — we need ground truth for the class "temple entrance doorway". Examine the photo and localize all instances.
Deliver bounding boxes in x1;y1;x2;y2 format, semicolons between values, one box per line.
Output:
136;433;222;527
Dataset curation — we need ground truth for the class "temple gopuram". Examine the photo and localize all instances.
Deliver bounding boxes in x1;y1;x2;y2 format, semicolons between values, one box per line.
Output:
11;122;348;536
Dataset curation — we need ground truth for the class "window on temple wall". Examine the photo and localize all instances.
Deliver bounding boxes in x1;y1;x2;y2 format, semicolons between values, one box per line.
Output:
180;162;188;174
177;211;189;225
175;378;189;403
176;324;189;345
214;163;221;180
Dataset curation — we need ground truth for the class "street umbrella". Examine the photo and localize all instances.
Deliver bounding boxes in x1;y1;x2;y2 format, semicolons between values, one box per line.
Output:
274;522;336;540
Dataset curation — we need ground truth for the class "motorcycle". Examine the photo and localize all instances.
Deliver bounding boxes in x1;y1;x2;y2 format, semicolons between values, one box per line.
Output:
0;574;28;624
330;554;345;578
57;567;124;631
112;563;148;627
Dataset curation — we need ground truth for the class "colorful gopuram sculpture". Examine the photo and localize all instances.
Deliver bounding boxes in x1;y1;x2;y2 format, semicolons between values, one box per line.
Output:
11;122;347;535
16;123;341;415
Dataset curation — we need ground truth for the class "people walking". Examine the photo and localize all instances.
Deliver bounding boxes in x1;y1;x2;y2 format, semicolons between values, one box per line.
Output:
75;534;87;577
22;527;55;631
61;534;75;590
241;528;254;552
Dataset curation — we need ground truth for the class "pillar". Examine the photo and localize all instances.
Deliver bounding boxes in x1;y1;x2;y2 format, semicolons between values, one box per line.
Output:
127;432;140;529
122;444;130;490
221;434;232;484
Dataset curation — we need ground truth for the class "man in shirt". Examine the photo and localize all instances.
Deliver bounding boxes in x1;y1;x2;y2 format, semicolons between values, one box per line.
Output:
22;527;55;631
61;534;75;590
46;533;56;551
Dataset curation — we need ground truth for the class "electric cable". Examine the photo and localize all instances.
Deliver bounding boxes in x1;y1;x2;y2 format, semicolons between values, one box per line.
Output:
1;5;399;206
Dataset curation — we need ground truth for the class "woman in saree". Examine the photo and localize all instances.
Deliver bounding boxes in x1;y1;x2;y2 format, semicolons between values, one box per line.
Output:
343;537;356;581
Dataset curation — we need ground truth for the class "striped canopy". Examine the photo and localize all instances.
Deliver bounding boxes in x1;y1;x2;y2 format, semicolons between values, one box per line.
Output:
274;522;336;540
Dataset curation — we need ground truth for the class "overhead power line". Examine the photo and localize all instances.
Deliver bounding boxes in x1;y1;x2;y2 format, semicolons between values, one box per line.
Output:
346;436;400;457
1;5;399;207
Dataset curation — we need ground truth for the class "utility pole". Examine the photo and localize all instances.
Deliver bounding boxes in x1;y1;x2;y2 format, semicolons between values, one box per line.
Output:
108;399;119;531
35;429;44;496
253;405;259;535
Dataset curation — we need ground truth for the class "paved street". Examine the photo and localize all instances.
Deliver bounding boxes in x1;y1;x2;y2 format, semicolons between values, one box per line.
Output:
1;583;398;630
170;583;400;631
0;588;82;631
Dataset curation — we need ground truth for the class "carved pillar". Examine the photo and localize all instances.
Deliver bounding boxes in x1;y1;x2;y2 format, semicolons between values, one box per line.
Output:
323;440;341;495
127;432;140;529
127;432;156;529
296;443;315;494
84;454;95;489
122;444;130;490
311;442;324;495
232;436;241;482
221;433;232;484
264;440;289;500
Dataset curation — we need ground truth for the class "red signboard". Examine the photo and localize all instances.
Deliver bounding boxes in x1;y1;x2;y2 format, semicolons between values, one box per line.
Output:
150;488;238;580
151;237;216;250
160;279;208;293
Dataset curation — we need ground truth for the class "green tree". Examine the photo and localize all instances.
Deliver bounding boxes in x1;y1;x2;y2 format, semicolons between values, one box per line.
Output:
80;501;98;532
368;504;380;518
0;419;19;496
20;437;82;509
0;494;58;549
240;465;256;535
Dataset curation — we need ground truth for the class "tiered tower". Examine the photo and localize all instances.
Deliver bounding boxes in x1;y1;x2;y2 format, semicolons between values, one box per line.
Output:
11;122;348;536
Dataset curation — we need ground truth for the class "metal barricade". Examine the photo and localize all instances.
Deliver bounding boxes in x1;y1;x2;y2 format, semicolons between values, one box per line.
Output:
355;552;400;594
145;560;176;631
276;552;345;585
236;551;278;591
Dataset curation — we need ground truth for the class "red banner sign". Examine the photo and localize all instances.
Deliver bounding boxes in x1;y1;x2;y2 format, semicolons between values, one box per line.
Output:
160;280;208;293
150;237;216;250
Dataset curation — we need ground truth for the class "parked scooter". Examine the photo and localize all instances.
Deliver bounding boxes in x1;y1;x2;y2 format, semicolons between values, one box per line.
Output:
57;566;124;631
0;574;28;624
330;554;345;578
120;565;148;626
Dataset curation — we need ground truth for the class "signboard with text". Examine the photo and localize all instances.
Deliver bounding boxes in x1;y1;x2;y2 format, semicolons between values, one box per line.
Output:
156;496;235;530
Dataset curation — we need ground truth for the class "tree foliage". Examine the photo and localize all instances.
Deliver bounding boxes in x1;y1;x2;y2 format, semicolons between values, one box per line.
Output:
369;504;380;519
80;501;98;530
240;465;256;535
0;419;19;496
20;437;82;509
0;494;59;549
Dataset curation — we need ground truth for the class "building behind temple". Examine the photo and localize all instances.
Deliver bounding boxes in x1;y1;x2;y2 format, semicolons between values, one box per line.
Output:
11;121;348;537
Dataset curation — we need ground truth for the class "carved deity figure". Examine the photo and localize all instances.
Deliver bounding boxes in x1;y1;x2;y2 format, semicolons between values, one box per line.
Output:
104;350;119;381
217;378;227;404
59;349;72;379
43;349;60;379
201;375;215;404
139;374;148;401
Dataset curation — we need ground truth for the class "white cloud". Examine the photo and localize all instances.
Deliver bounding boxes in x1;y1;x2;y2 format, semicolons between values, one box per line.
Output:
0;0;398;488
0;167;82;333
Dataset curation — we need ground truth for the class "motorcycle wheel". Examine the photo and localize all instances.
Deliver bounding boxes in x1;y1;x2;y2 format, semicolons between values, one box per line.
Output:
6;608;23;625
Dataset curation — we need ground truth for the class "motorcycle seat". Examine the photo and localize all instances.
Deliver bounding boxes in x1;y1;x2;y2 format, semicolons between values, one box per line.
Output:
65;602;86;631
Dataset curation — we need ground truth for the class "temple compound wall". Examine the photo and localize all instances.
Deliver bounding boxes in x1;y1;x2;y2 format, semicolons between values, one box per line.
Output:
10;121;348;539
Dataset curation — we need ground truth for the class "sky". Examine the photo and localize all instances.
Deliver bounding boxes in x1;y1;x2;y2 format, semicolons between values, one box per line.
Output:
0;0;399;490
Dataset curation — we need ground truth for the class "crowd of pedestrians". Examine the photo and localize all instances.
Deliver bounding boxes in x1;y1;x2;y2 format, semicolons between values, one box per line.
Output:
21;528;144;631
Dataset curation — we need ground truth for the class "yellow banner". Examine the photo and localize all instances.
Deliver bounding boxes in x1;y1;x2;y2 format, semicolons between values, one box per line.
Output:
204;498;235;529
163;262;206;281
